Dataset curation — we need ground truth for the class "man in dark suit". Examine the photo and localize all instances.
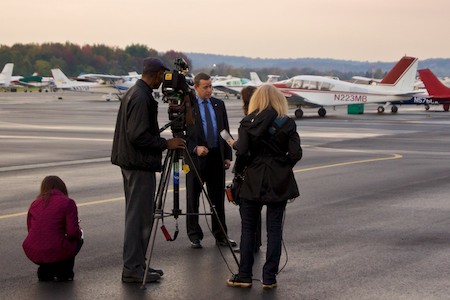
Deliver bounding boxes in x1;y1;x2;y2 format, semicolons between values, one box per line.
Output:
185;72;236;249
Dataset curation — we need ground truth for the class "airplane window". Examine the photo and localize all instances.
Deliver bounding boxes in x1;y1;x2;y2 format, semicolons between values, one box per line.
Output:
285;79;294;88
304;81;314;89
321;82;332;91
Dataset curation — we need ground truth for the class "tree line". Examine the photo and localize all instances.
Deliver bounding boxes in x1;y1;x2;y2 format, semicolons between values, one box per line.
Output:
0;42;191;77
0;42;384;81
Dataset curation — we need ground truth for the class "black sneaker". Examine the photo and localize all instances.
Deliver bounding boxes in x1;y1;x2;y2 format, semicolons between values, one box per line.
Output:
55;276;74;282
216;238;237;247
148;268;164;276
190;240;202;249
122;272;160;283
226;274;252;288
262;281;277;289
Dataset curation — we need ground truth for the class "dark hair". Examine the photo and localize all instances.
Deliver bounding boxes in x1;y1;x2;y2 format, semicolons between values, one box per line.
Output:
240;86;257;115
39;175;68;201
194;73;211;85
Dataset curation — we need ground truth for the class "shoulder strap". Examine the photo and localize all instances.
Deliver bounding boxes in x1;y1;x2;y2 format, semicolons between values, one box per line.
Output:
262;116;290;155
268;116;289;135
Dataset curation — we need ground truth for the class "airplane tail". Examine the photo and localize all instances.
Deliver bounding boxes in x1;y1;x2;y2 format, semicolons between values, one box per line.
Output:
51;68;72;88
417;68;450;98
250;72;262;85
380;56;418;90
0;63;14;87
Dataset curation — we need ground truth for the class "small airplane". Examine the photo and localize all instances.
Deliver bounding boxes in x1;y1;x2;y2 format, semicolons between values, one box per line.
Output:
417;68;450;111
0;63;14;88
11;73;54;90
76;71;140;92
212;72;280;99
212;75;254;99
273;56;420;118
249;72;280;85
51;68;124;100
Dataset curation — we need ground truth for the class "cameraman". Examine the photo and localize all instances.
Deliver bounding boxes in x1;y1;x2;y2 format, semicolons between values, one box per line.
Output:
111;57;185;283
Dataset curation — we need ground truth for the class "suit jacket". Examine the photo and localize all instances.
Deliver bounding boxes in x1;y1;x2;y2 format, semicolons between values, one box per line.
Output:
185;96;232;171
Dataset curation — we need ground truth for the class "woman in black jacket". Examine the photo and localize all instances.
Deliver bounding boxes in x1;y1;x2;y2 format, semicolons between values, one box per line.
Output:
227;84;302;289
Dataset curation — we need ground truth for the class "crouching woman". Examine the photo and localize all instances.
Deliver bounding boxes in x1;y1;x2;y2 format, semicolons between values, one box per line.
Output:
23;176;83;281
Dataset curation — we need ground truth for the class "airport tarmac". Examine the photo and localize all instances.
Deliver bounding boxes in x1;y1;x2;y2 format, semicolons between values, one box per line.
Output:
1;91;450;300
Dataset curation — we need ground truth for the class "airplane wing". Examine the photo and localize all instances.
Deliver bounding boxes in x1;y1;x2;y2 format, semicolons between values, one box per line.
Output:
280;89;320;108
77;73;122;81
212;85;242;95
352;76;382;84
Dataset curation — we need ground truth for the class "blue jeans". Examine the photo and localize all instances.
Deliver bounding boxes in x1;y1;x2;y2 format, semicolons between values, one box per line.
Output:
238;199;287;284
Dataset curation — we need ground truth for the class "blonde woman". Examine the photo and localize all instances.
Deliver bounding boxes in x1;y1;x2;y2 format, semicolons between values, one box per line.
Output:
227;84;302;289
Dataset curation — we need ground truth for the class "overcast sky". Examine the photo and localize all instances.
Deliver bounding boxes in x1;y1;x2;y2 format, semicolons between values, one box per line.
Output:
1;0;448;62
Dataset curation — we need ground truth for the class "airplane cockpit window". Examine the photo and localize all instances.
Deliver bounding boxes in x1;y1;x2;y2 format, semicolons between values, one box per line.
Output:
320;82;333;91
292;80;303;89
302;81;318;90
284;78;294;88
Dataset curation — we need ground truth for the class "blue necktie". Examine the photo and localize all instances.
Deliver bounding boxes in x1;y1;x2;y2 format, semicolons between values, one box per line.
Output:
202;100;215;148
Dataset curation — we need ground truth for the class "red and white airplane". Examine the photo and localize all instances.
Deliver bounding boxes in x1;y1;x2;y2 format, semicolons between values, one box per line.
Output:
273;56;420;118
417;68;450;112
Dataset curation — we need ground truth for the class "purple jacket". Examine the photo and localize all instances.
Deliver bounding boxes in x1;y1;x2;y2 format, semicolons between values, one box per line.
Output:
22;190;82;264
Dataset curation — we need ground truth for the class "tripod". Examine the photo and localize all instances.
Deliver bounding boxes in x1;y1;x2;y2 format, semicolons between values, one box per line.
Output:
141;140;240;288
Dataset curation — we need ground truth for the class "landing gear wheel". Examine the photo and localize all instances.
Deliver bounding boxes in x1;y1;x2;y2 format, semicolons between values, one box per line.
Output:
425;104;430;111
294;109;303;118
318;107;326;117
377;106;385;113
391;105;398;113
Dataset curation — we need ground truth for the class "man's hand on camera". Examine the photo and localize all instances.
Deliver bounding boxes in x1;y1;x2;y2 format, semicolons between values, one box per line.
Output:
167;138;185;150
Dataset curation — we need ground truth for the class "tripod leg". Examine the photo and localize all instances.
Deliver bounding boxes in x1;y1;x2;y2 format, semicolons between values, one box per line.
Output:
141;217;161;289
183;148;240;267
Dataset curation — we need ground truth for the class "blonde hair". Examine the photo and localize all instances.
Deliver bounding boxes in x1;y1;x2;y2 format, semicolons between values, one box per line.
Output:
247;84;288;117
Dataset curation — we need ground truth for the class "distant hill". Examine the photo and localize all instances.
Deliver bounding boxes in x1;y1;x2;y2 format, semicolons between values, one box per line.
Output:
187;53;450;77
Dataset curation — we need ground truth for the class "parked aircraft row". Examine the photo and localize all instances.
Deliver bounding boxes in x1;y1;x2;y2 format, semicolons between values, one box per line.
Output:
2;59;450;117
50;68;141;100
209;57;450;118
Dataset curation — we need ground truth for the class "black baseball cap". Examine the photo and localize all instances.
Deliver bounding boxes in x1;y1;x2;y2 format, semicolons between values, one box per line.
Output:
142;57;169;73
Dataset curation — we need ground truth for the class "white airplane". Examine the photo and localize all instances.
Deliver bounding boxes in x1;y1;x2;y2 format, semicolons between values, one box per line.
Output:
274;56;420;118
212;75;254;99
0;63;14;88
212;72;279;99
11;72;54;90
249;72;280;85
51;68;125;100
76;71;140;93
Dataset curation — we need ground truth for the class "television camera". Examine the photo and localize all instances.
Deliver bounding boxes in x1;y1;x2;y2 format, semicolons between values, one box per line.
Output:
161;58;195;136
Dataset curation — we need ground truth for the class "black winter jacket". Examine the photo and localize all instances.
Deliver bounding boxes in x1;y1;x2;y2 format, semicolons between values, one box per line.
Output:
235;108;302;203
111;79;167;171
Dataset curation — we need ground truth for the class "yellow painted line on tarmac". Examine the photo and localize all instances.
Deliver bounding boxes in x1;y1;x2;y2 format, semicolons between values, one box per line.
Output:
0;212;27;219
77;197;125;207
295;153;402;173
0;153;402;220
